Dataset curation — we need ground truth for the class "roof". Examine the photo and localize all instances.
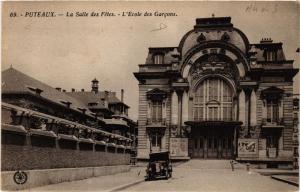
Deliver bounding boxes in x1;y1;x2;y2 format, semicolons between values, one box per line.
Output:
66;91;129;108
2;67;91;115
194;17;233;29
250;41;286;62
66;92;107;109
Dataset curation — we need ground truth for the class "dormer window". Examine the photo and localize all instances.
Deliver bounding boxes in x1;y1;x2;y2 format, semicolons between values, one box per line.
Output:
27;86;43;96
60;100;72;108
77;107;87;114
153;54;164;64
88;102;98;107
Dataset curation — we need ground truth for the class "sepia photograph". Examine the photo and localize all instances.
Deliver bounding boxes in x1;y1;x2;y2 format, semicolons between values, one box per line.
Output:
1;1;299;191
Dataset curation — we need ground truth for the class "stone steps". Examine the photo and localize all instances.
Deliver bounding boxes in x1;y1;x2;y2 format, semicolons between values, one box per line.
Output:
177;159;246;169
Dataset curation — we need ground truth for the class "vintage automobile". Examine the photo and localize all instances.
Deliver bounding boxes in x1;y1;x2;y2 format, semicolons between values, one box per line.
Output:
145;151;172;181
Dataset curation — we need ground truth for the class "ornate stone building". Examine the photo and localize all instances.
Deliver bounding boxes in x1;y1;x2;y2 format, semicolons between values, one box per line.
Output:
134;17;298;167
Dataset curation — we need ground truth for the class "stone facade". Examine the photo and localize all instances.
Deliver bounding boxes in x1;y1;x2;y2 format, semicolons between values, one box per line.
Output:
134;17;298;166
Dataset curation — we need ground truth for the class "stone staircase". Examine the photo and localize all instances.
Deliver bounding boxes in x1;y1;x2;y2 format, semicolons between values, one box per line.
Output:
177;159;246;169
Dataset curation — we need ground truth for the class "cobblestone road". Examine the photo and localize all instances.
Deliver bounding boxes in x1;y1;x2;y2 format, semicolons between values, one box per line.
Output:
23;160;298;192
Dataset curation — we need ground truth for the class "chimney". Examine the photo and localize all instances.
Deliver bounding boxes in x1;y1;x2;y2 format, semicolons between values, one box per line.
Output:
260;38;273;44
55;87;61;92
101;98;108;108
121;89;124;102
91;78;99;93
81;89;85;92
104;91;109;100
71;88;75;92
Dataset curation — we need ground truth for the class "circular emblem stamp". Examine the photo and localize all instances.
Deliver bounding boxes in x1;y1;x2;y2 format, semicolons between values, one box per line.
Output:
13;171;27;185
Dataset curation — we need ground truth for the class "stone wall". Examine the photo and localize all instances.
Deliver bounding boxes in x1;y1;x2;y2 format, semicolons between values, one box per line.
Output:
1;131;130;171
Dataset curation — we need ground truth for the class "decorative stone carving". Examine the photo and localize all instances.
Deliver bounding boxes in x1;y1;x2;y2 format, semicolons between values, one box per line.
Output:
197;33;206;43
189;54;236;83
221;32;230;41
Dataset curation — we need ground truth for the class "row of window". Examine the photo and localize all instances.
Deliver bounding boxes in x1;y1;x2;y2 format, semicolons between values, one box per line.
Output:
147;78;281;124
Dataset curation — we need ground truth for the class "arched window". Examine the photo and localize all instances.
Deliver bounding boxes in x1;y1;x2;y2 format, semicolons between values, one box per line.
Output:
193;78;233;121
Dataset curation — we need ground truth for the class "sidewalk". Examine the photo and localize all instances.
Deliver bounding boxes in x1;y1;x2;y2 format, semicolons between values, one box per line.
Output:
20;167;145;192
271;175;299;186
253;168;299;187
253;168;299;176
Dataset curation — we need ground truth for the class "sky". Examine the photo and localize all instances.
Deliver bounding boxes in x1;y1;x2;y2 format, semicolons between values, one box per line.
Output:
2;1;300;121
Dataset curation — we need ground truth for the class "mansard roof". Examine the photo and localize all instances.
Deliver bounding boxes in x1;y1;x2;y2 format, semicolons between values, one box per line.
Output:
178;17;250;57
66;91;129;108
2;67;92;115
250;40;286;62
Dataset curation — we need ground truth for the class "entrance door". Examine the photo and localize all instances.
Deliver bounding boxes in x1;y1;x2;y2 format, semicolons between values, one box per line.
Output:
189;127;234;159
207;137;218;158
221;137;232;159
191;137;204;158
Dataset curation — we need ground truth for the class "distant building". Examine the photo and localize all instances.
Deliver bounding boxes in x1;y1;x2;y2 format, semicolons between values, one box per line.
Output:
134;17;298;167
66;80;137;147
1;67;135;175
292;96;299;168
2;67;137;145
2;67;97;125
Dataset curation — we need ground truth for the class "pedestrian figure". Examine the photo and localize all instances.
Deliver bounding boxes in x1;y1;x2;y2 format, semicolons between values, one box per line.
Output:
246;162;250;172
230;160;235;171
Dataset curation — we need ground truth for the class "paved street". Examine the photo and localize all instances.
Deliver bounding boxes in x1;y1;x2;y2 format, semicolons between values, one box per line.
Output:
23;160;298;192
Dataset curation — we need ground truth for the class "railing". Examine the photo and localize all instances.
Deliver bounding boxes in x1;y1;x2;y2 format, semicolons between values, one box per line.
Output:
1;102;133;149
139;64;172;72
262;118;284;126
146;118;166;126
193;117;234;122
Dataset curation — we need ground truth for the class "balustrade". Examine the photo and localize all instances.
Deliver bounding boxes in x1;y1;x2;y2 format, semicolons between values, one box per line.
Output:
1;102;133;153
262;118;284;126
146;118;166;125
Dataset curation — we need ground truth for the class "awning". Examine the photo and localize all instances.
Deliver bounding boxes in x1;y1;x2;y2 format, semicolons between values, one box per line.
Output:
125;146;132;150
58;134;79;141
30;129;57;138
78;138;94;144
107;143;116;147
1;124;27;135
95;140;107;145
116;145;125;149
103;118;129;128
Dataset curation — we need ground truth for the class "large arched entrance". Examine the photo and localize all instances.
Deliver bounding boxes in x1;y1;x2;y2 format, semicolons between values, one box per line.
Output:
188;77;239;159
